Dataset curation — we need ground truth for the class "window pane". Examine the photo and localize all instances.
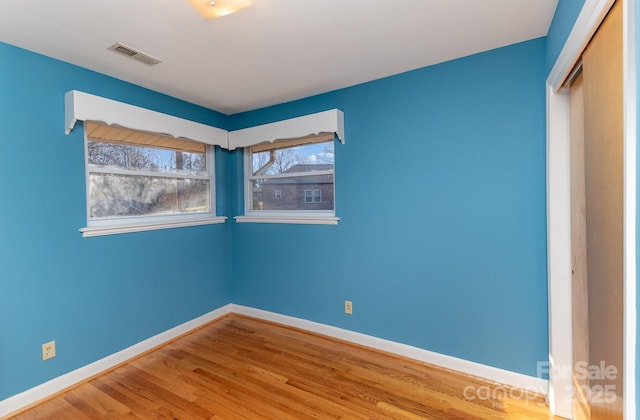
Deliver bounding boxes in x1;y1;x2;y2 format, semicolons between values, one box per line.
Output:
89;173;210;219
252;141;334;176
88;141;207;176
251;174;333;211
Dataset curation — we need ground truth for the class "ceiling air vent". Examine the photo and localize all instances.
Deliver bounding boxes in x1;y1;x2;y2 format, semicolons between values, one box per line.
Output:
108;42;162;66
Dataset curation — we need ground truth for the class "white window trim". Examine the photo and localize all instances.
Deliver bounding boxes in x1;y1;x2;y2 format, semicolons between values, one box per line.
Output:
240;140;338;225
234;215;339;225
82;133;223;237
80;217;227;237
64;91;229;236
64;93;346;229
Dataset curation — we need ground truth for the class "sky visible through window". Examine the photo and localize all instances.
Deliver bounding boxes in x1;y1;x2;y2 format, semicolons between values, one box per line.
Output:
252;141;334;175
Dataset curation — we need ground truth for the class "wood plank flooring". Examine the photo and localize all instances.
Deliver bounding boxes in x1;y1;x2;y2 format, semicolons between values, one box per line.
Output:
7;315;560;419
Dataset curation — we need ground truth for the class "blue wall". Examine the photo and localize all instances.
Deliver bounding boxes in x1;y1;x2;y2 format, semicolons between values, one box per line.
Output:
0;42;232;400
229;38;549;377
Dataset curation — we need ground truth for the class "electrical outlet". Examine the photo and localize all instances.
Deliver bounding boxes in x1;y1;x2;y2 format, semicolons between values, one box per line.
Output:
42;341;56;361
345;300;353;315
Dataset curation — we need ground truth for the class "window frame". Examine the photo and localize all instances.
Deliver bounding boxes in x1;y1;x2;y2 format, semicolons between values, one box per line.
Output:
237;139;340;225
80;129;226;237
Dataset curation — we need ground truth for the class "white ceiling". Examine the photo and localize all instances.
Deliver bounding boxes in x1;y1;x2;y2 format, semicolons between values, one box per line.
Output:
0;0;558;115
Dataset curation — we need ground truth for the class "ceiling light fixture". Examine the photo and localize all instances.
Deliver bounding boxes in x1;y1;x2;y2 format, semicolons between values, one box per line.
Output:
187;0;252;19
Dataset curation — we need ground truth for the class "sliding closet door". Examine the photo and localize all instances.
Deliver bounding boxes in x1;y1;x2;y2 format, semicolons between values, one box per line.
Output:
570;70;590;420
577;1;623;417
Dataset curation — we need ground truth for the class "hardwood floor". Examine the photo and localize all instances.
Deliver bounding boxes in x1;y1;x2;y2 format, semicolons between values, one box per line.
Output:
8;315;559;419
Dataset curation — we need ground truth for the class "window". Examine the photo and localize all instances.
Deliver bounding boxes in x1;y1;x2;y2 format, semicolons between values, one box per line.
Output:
82;122;222;236
304;189;322;203
241;133;338;224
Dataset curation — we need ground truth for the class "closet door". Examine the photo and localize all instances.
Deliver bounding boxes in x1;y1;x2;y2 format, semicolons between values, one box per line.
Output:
570;1;624;418
570;70;590;420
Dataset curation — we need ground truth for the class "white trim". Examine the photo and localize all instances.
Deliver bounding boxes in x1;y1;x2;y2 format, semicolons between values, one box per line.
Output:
227;109;345;150
83;134;221;237
81;216;227;237
65;93;347;153
547;0;616;90
242;144;337;221
0;304;233;419
231;305;549;395
546;84;574;419
622;0;637;417
65;90;229;147
234;215;339;225
247;169;335;181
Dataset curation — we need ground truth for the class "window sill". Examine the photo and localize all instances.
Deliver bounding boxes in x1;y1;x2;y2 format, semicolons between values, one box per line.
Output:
234;215;340;225
81;216;228;237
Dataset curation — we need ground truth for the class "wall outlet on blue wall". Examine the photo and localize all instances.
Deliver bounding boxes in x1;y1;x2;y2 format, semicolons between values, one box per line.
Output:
345;300;353;315
42;341;56;361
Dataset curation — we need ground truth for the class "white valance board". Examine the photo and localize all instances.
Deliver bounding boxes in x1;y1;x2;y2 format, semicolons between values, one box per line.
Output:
65;90;345;149
64;90;228;147
227;109;345;150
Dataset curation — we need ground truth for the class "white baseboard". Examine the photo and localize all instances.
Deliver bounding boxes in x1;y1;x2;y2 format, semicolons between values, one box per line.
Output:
1;303;549;418
231;304;549;395
0;304;233;418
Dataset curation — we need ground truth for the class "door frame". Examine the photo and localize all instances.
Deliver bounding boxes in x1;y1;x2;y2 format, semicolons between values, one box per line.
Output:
546;0;637;417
